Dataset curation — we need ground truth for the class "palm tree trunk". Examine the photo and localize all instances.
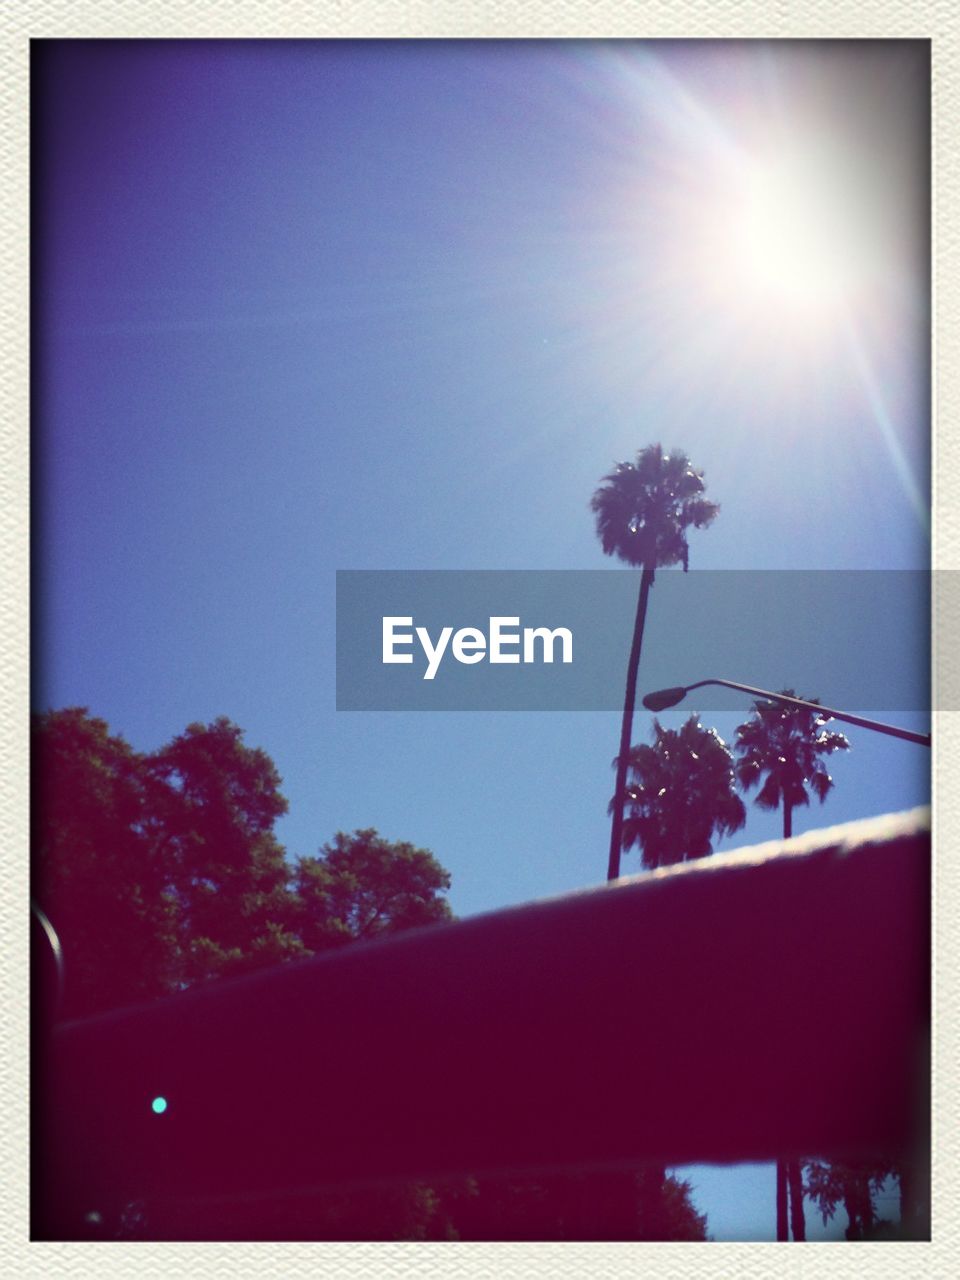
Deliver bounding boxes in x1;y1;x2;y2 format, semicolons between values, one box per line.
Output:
843;1185;861;1239
788;1160;806;1240
857;1174;875;1237
776;1160;788;1241
607;564;655;881
776;800;796;1241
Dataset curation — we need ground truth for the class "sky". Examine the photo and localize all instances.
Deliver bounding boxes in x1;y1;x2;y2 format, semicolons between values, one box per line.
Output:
34;38;931;1242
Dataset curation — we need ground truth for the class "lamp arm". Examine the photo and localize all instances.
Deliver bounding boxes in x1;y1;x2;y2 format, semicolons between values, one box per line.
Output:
682;679;931;747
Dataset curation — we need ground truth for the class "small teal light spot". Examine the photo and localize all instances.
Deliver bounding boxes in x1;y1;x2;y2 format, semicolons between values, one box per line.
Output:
151;1096;168;1115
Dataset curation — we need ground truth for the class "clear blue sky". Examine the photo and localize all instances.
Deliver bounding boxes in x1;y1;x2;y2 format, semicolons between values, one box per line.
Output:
35;38;930;1241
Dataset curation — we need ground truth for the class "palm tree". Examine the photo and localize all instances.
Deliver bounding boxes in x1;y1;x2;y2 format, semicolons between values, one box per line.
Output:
591;445;719;881
620;715;746;869
734;692;850;1243
616;713;745;1229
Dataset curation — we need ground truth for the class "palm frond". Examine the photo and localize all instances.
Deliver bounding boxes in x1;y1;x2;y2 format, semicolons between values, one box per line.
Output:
590;443;717;571
754;774;783;811
620;714;745;869
734;691;849;825
808;767;834;803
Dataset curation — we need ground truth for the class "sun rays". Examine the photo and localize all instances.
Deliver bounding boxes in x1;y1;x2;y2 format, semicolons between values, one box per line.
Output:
539;42;930;535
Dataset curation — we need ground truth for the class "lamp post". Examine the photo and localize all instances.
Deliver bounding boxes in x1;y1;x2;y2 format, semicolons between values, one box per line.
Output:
641;679;931;747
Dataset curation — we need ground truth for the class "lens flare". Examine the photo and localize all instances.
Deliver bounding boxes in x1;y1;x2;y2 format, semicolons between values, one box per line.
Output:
552;42;928;534
730;153;862;312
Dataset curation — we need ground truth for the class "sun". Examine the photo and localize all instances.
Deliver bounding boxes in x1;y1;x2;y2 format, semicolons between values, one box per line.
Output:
736;170;844;307
723;148;868;318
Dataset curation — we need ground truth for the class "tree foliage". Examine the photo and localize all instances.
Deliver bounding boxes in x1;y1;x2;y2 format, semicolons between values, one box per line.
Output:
804;1159;899;1239
428;1168;708;1242
33;708;452;1018
292;828;453;953
734;692;850;830
35;706;706;1241
590;443;719;572
33;708;179;1016
620;715;746;869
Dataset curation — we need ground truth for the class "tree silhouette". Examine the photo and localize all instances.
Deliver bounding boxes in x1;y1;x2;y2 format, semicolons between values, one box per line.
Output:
33;708;180;1016
734;692;850;1242
610;713;743;1234
591;445;718;881
804;1159;900;1239
292;828;454;952
33;709;454;1015
146;715;302;985
35;706;711;1241
620;715;746;870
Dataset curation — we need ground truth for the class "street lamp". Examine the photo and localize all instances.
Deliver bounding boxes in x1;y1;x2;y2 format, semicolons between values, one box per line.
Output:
641;679;931;747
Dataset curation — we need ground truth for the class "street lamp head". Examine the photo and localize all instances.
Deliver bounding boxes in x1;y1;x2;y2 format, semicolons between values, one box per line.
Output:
642;686;688;713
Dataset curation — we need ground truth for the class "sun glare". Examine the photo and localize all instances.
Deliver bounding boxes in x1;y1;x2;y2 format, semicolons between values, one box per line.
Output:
737;170;839;309
554;44;927;528
646;131;882;347
731;158;855;311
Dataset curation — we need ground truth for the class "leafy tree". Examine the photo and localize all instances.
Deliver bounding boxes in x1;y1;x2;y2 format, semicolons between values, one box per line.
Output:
33;708;179;1017
620;715;746;869
31;711;312;1008
146;716;303;985
292;828;453;953
336;1168;710;1242
656;1172;710;1241
33;710;456;1016
591;444;718;881
804;1159;898;1240
437;1168;707;1241
733;692;849;845
36;708;709;1241
734;692;850;1242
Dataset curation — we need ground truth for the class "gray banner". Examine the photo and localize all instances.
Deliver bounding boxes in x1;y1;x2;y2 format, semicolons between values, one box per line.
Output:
336;570;931;713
